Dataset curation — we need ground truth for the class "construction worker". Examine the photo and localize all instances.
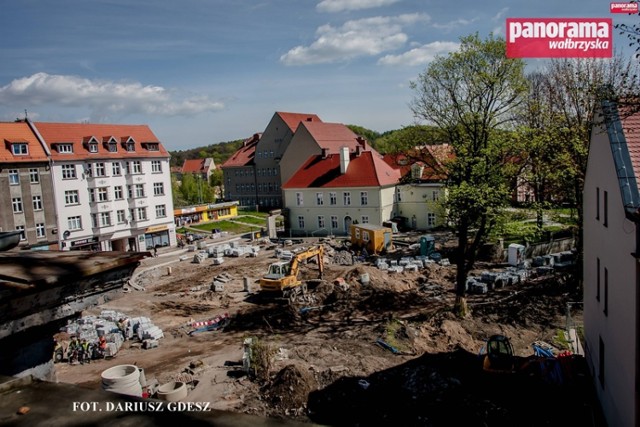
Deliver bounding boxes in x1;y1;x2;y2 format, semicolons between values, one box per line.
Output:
68;337;79;364
79;339;90;364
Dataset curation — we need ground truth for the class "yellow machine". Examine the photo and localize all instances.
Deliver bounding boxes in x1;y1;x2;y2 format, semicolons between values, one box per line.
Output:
260;245;324;297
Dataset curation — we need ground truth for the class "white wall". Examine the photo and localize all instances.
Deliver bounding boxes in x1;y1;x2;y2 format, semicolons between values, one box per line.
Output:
584;120;638;427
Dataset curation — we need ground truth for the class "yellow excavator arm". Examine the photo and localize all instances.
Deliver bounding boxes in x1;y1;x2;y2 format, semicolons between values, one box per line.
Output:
260;245;324;294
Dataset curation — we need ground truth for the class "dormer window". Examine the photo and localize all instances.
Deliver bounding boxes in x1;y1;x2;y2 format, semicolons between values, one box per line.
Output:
108;142;118;153
11;143;28;155
57;143;74;154
411;164;424;180
142;142;159;151
126;142;135;152
88;142;98;153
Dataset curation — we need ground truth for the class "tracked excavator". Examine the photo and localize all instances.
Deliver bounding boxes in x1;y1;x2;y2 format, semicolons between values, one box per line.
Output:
260;245;324;298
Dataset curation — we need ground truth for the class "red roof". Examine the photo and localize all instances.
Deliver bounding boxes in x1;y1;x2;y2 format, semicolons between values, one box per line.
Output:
621;108;640;185
182;158;211;174
33;122;168;161
283;150;400;189
0;121;49;163
383;144;452;181
276;112;322;132
296;121;362;153
221;133;260;168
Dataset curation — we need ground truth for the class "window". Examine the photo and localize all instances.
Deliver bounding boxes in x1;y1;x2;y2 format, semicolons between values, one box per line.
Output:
88;143;98;153
9;169;19;185
108;142;118;153
296;192;304;206
360;191;368;206
100;212;111;227
432;190;439;201
12;198;23;213
596;258;600;301
596;187;600;220
145;143;159;151
156;204;167;218
603;190;608;227
16;225;25;240
12;144;28;155
65;190;79;205
604;267;608;316
117;210;126;224
129;208;136;222
316;192;324;206
396;188;402;202
355;228;360;239
599;337;605;389
114;186;124;200
135;184;145;198
97;187;109;202
32;195;43;211
62;164;76;179
112;162;121;176
428;213;436;227
318;216;325;229
68;216;82;230
363;231;370;242
57;144;73;153
361;216;369;224
95;162;106;177
152;182;164;196
151;160;162;173
343;192;351;206
125;162;131;174
36;223;45;238
84;164;93;178
298;216;305;229
29;168;39;183
88;188;95;203
132;161;142;174
330;192;337;205
126;142;135;152
331;215;338;230
136;207;147;221
91;213;98;228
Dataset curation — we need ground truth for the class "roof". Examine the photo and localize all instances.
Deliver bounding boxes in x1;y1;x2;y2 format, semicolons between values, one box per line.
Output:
182;158;214;174
221;133;260;168
0;121;49;163
383;144;452;181
296;121;362;153
276;112;322;132
33;122;169;161
283;150;400;189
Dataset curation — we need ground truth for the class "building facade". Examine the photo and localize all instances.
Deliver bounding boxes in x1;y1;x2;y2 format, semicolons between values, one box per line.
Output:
583;100;640;427
33;122;176;252
0;121;58;250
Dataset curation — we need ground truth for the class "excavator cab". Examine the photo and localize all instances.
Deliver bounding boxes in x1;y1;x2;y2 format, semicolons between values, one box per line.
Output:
480;334;516;373
265;262;290;279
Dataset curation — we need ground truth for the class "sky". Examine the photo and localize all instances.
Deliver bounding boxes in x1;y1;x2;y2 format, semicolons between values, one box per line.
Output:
0;0;637;151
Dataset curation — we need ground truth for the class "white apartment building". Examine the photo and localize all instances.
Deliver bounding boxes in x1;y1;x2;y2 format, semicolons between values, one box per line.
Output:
33;122;176;252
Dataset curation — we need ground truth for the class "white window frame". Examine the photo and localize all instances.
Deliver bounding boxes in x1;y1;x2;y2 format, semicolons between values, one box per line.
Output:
95;162;106;177
296;192;304;206
57;144;73;154
153;182;164;196
360;191;368;206
29;168;39;183
112;162;121;176
97;187;109;202
114;186;123;200
343;192;351;206
36;223;45;238
136;207;147;221
16;225;25;240
155;204;167;218
8;169;19;185
151;160;162;173
329;192;337;205
316;192;324;206
361;216;369;224
132;161;142;174
68;216;82;230
65;190;79;205
298;216;305;229
12;144;28;155
117;210;126;224
32;195;43;211
331;215;338;230
99;212;111;227
12;197;23;213
61;164;76;179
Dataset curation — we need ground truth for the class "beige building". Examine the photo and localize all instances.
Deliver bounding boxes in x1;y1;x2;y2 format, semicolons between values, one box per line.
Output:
583;100;640;427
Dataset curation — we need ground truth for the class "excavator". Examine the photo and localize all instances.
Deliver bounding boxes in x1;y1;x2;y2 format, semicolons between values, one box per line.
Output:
259;245;324;298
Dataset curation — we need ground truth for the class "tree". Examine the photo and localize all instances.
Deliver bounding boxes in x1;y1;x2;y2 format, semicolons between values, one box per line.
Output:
409;33;528;316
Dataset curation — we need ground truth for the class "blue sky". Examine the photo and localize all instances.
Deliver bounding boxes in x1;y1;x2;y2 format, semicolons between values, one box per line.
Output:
0;0;636;151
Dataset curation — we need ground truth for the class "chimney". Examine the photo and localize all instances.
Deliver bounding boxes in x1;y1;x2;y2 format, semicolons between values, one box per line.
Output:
356;136;367;149
321;147;329;159
340;146;350;174
355;145;362;157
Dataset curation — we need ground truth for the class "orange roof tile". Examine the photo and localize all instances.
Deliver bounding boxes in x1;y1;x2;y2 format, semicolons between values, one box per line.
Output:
283;150;400;189
0;121;49;163
33;122;168;161
296;121;362;153
182;158;209;174
221;133;260;168
276;112;322;132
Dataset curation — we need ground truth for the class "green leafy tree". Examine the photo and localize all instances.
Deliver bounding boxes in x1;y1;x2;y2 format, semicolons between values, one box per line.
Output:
410;33;528;316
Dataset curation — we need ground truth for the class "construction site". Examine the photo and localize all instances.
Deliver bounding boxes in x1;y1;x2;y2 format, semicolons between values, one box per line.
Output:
0;230;603;426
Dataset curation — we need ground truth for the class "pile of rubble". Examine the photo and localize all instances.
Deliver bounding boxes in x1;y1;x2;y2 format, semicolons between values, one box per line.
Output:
190;242;261;264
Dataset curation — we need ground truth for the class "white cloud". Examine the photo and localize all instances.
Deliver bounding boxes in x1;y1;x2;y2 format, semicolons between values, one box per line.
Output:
432;18;477;33
316;0;400;13
280;14;429;65
378;41;460;66
0;73;224;118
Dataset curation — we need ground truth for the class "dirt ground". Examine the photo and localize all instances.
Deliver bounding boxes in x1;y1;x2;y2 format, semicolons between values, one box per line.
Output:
55;236;602;427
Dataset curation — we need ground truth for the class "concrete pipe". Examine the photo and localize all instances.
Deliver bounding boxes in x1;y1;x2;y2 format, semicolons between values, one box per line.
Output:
157;381;188;402
101;365;142;397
